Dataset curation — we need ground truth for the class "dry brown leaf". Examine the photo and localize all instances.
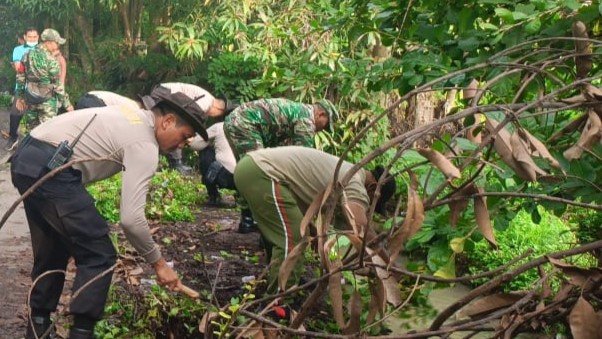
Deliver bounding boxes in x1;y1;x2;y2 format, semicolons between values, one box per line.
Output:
366;279;386;324
369;249;402;306
458;293;525;318
388;183;416;263
237;322;264;339
463;78;479;100
343;290;362;335
485;118;528;179
547;257;602;288
324;238;345;328
198;312;217;335
572;21;592;79
417;148;461;180
278;239;309;291
569;297;602;339
1;130;9;139
510;133;547;181
584;83;602;101
409;189;425;238
564;110;602;160
448;184;476;228
522;130;561;169
300;184;331;237
466;113;482;144
128;267;144;276
474;187;497;248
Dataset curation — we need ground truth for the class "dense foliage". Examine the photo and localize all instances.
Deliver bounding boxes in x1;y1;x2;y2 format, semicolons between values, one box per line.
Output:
1;0;600;336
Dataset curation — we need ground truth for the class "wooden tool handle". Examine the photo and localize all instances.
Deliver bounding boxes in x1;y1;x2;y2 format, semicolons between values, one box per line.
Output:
178;283;200;299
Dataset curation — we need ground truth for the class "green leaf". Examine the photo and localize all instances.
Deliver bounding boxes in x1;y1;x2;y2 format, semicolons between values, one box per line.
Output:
450;237;465;254
512;11;528;20
563;0;581;10
479;22;499;31
434;258;456;279
495;8;514;23
525;18;541;34
455;137;478;151
458;37;480;52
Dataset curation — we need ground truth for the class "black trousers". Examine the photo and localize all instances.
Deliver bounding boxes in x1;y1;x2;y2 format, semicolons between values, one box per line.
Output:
198;147;235;198
10;138;116;320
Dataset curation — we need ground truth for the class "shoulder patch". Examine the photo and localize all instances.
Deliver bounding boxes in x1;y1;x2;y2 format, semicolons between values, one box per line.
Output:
120;105;143;124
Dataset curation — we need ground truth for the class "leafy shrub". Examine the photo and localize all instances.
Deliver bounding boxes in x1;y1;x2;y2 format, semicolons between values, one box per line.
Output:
464;206;595;291
206;52;261;101
0;92;13;107
87;169;206;223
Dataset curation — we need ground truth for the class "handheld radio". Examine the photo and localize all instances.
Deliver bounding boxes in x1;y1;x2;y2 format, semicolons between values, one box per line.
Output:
47;114;98;170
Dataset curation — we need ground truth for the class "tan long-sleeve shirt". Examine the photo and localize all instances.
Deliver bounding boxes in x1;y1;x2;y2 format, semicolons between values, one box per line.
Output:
30;105;162;263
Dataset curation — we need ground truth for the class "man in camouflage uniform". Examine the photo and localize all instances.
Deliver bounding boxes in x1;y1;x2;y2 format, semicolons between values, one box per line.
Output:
15;28;73;132
224;97;338;233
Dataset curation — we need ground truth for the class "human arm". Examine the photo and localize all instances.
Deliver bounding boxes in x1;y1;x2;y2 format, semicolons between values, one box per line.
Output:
46;53;72;110
120;142;181;288
55;52;67;85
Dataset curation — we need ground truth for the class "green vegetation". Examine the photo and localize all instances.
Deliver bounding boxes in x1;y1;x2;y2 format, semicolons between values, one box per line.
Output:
465;206;596;291
87;168;206;223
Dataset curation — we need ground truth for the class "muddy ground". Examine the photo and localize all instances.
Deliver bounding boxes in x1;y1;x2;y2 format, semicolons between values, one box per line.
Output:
0;109;269;338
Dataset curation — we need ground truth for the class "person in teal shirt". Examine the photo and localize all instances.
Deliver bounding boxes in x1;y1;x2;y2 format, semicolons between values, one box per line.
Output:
4;27;38;151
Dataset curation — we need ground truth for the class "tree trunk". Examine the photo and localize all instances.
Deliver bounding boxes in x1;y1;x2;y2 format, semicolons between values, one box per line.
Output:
119;0;133;49
73;9;100;73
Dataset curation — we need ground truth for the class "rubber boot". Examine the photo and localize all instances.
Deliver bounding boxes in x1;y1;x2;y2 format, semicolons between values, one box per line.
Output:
69;327;95;339
25;316;56;339
238;209;258;234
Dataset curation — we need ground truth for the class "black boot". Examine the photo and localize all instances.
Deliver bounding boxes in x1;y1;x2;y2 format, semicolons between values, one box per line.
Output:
69;327;95;339
238;209;258;234
25;316;56;339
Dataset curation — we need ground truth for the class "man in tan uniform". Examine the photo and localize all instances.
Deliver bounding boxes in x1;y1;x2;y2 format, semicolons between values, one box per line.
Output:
234;146;396;292
10;90;206;339
155;83;235;174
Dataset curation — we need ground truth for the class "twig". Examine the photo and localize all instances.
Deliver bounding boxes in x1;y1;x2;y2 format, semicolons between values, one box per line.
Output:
362;276;421;332
429;240;602;330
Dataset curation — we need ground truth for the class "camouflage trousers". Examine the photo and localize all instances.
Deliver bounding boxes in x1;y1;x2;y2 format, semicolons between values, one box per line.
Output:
23;97;60;132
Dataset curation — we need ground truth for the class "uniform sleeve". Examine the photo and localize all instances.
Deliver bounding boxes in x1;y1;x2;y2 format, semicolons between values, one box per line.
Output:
119;142;162;263
188;134;211;151
292;112;316;147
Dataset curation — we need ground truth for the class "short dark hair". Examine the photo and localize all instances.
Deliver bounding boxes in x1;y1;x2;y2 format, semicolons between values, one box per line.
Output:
24;27;38;35
155;101;188;127
371;166;396;215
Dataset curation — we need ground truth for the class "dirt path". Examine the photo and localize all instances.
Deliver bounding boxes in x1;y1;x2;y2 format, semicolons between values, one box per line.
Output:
0;110;32;338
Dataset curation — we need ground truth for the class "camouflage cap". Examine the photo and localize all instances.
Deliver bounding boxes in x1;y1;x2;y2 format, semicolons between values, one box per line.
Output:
316;99;339;133
41;28;66;45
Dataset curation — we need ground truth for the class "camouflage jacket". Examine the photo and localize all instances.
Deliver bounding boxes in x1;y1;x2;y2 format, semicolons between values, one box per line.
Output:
229;98;316;148
16;45;71;108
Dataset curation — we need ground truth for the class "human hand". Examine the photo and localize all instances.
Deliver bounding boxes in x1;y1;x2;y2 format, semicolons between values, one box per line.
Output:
66;105;74;112
15;98;27;112
153;258;181;290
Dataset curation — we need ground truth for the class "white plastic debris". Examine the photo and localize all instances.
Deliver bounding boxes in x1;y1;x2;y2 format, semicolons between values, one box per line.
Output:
140;278;156;286
242;275;256;283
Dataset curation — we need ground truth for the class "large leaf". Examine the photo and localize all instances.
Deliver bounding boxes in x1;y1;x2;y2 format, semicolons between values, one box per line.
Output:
324;238;345;328
278;239;309;291
417;148;461;180
474;187;497;248
459;293;525;318
569;297;602;339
